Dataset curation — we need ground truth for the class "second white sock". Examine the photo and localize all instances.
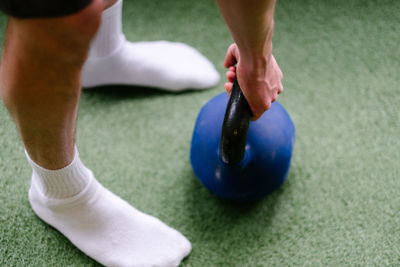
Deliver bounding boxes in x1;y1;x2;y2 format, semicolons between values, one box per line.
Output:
82;0;220;91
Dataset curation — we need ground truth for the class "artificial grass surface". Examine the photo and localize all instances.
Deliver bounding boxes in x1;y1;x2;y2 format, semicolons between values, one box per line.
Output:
0;0;399;265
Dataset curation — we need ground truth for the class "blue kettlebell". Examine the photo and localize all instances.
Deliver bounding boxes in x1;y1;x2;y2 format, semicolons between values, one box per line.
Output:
190;77;295;201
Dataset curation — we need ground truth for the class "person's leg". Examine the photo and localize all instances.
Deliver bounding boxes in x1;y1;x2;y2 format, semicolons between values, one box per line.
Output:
82;0;220;91
0;1;191;266
0;0;104;169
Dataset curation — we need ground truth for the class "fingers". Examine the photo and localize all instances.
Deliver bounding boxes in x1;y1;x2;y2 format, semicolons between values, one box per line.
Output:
250;104;271;121
250;86;281;120
225;66;236;82
224;43;239;68
271;55;283;95
224;66;236;95
278;82;283;94
224;82;233;95
223;44;238;95
271;91;278;103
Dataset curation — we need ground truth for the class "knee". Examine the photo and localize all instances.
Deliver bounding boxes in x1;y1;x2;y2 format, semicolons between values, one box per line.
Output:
7;0;104;65
58;0;104;47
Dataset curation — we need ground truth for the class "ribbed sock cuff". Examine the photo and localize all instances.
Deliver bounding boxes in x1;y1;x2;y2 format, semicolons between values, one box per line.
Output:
88;0;125;58
26;148;92;199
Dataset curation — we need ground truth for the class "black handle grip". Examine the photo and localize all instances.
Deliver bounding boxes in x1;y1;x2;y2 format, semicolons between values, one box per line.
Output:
219;77;253;165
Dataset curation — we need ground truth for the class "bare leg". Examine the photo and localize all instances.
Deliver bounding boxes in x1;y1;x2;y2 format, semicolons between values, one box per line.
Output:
0;0;103;169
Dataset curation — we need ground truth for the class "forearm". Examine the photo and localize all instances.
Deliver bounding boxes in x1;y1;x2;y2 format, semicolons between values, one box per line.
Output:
216;0;276;64
217;0;282;119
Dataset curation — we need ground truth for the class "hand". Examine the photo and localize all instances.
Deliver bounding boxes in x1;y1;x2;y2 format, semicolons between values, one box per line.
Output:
224;43;283;120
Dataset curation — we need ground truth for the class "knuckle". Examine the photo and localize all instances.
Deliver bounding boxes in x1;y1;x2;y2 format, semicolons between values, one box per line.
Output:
263;101;272;111
277;84;283;94
254;113;262;120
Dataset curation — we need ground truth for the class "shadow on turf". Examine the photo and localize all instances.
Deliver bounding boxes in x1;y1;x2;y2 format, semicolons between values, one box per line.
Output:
184;168;294;227
82;84;202;101
181;168;299;261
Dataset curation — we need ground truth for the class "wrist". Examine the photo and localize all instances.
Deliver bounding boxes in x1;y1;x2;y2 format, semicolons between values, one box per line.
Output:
239;50;271;77
238;42;272;68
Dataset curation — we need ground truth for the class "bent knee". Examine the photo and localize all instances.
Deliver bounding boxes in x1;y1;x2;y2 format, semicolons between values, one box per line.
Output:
60;0;104;41
8;0;104;63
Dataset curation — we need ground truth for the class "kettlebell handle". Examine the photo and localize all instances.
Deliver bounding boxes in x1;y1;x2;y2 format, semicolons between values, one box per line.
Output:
220;77;253;165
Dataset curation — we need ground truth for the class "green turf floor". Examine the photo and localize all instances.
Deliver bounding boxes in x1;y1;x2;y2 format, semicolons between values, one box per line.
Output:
1;0;399;266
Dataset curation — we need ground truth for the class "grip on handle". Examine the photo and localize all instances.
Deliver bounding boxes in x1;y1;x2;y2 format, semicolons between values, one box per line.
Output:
219;77;252;165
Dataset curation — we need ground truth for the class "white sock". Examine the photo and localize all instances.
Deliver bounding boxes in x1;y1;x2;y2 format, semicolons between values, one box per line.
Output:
82;0;220;91
26;149;90;199
26;149;191;267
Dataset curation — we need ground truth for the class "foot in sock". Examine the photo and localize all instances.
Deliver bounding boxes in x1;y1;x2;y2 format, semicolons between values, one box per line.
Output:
81;0;220;91
27;150;191;267
82;40;220;91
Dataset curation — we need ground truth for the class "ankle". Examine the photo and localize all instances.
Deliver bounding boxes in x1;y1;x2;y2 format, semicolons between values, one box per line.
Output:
104;0;119;9
26;147;92;199
25;143;76;170
88;0;124;58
